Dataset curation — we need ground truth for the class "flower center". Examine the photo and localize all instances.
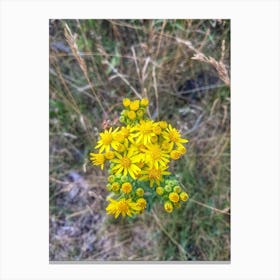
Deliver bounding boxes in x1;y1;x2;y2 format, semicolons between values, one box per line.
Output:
102;133;113;145
149;168;161;180
170;150;181;160
121;156;131;168
118;200;129;212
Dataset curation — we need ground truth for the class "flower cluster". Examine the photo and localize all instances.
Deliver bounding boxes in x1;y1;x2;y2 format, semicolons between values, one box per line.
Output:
90;98;189;219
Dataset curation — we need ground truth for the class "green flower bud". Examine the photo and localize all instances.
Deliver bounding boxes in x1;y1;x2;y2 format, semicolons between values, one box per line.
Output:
173;186;181;193
164;185;172;193
156;187;164;196
108;175;115;183
119;116;125;123
111;182;120;192
106;183;112;191
136;187;144;197
121;175;128;183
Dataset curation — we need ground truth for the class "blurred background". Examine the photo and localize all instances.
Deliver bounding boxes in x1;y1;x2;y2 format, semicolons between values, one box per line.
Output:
49;19;230;261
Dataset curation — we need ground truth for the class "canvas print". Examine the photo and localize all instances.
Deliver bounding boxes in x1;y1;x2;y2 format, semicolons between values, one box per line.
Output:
49;19;230;261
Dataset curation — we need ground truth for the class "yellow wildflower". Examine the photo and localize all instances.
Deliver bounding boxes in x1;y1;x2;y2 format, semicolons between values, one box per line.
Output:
120;125;135;145
144;144;170;169
105;151;115;160
177;146;187;155
180;192;189;202
90;153;105;170
139;166;170;187
132;120;156;145
140;98;149;107
163;124;188;149
111;149;142;179
129;100;140;111
161;140;173;152
92;98;189;217
113;143;126;153
137;198;147;210
123;98;131;107
106;198;141;218
170;150;181;160
121;182;133;194
95;127;119;153
169;192;180;203
153;124;162;135
164;201;173;213
127;110;136;120
159;121;168;129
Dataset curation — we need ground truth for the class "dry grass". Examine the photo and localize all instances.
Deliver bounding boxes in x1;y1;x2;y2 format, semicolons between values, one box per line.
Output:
49;19;230;261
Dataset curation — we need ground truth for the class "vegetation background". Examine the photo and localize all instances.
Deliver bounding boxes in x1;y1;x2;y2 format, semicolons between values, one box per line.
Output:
49;19;230;261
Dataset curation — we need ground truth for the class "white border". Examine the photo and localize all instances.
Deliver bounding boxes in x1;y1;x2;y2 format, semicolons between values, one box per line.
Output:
0;0;279;280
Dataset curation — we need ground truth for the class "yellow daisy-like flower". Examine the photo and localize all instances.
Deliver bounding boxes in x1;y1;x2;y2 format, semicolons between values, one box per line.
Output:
170;150;181;160
105;151;115;160
89;153;105;170
139;166;171;187
144;144;170;169
111;149;142;179
137;198;147;210
127;110;136;120
169;192;180;203
121;182;133;194
163;124;188;149
180;192;189;202
95;127;119;153
123;98;131;107
132;120;156;145
106;198;141;218
129;100;140;111
153;124;162;135
159;121;168;129
177;146;187;155
164;201;173;213
140;98;149;107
